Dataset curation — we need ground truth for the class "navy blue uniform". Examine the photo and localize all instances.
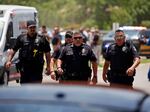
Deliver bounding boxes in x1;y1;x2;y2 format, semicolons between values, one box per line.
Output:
13;33;51;83
58;43;97;81
51;43;68;59
105;40;139;86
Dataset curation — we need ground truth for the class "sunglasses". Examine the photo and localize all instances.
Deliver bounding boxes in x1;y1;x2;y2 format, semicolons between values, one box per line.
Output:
115;35;124;39
73;37;82;40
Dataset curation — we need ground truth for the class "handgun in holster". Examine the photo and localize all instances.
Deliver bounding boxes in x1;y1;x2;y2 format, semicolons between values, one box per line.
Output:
106;70;112;82
16;60;23;73
54;71;60;81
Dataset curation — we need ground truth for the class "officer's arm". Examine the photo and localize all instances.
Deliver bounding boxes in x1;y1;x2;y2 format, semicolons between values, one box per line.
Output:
130;45;141;70
57;59;63;75
102;60;110;82
50;57;57;80
126;57;140;76
132;57;141;69
126;45;141;76
91;61;98;77
50;57;56;73
91;61;98;84
5;49;16;68
45;52;51;73
57;59;62;69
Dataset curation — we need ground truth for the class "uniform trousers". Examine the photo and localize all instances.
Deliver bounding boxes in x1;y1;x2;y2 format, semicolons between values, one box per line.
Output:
19;62;44;84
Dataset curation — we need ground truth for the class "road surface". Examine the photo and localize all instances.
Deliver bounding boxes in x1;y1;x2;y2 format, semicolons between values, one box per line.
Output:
9;62;150;93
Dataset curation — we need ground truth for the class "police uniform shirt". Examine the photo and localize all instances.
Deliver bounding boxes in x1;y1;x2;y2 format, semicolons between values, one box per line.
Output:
51;43;68;59
105;41;139;72
13;33;51;63
51;48;61;59
58;43;97;73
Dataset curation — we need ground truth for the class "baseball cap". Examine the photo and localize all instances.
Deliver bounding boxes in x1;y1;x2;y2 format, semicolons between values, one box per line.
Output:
27;20;36;27
65;31;73;38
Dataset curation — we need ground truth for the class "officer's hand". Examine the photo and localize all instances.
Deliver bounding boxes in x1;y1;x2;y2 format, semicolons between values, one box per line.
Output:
50;71;56;80
45;67;50;75
91;76;97;85
5;61;12;69
126;67;134;76
102;73;108;83
57;67;63;75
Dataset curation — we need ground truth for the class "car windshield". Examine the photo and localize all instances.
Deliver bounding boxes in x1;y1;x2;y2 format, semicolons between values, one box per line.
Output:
103;30;115;40
0;20;4;41
124;30;140;39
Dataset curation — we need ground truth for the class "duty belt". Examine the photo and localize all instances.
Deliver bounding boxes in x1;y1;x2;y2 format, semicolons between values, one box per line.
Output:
66;72;81;77
109;70;127;76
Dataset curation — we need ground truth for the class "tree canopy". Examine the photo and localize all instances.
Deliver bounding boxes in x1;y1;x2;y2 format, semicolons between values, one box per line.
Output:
1;0;150;29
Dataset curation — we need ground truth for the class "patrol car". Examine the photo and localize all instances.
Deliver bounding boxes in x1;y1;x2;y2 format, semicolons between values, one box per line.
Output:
139;29;150;58
0;84;150;112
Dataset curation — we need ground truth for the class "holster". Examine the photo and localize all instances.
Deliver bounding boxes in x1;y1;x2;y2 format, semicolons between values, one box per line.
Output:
54;70;60;81
107;70;136;82
106;70;112;82
16;61;23;73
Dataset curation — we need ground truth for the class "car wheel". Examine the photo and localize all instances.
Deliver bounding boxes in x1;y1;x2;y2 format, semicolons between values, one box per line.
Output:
3;72;9;86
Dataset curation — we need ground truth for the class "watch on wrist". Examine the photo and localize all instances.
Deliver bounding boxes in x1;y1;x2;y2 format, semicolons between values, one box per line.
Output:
57;67;61;69
50;71;54;74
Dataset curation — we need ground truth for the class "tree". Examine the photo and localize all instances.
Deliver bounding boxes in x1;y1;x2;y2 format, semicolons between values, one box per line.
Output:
0;0;150;29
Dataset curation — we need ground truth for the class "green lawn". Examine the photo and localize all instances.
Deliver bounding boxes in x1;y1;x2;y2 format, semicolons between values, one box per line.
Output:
141;58;150;63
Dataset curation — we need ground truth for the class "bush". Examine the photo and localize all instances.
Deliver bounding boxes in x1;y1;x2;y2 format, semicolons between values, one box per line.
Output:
141;20;150;28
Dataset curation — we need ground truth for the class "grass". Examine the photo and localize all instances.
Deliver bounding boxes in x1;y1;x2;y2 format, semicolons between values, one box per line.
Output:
141;58;150;63
98;64;103;68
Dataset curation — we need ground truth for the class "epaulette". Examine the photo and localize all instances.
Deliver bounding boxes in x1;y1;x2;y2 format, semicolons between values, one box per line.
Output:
125;40;133;50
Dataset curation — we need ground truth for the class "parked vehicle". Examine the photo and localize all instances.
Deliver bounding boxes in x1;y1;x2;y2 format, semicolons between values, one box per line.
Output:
139;29;150;58
0;5;38;85
101;26;147;58
0;84;150;112
0;51;20;85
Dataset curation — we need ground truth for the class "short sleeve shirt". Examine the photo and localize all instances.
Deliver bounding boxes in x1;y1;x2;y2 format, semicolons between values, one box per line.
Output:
13;33;51;63
58;43;97;72
105;41;139;71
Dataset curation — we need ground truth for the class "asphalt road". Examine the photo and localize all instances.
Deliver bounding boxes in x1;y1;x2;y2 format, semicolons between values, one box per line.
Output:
98;62;150;93
9;62;150;93
97;62;150;93
133;63;150;92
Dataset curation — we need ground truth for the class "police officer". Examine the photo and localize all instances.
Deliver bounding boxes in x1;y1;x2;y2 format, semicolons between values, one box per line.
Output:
57;31;98;84
50;30;73;80
102;29;140;88
5;20;51;84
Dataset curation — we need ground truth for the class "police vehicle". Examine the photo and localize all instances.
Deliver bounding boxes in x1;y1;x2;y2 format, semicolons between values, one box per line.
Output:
139;29;150;58
0;84;150;112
